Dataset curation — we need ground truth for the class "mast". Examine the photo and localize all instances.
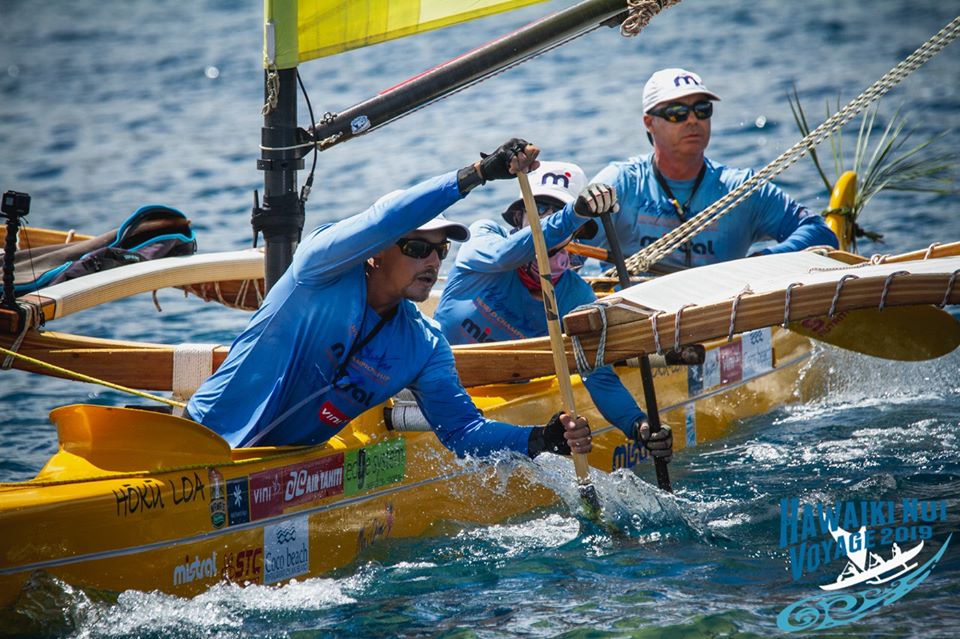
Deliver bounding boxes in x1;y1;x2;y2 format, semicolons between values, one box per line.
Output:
257;3;306;291
255;68;303;291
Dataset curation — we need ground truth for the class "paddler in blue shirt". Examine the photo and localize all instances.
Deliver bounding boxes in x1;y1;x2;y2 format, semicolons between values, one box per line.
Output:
586;68;838;269
434;161;673;463
187;139;591;460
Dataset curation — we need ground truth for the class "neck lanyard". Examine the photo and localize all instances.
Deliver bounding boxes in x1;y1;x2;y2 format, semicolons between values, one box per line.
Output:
245;307;392;447
652;161;706;267
332;308;391;387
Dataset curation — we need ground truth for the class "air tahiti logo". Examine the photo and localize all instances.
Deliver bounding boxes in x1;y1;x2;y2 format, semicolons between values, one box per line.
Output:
776;497;952;632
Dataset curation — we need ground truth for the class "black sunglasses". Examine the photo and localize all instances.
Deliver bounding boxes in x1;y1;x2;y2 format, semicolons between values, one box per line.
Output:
396;237;450;260
507;199;560;225
648;100;713;123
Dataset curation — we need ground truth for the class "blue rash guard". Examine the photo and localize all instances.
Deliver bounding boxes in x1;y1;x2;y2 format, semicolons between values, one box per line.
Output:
434;205;645;438
586;155;838;270
187;171;531;456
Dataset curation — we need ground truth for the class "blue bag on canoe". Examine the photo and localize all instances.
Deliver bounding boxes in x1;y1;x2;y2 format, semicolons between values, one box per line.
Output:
14;204;197;294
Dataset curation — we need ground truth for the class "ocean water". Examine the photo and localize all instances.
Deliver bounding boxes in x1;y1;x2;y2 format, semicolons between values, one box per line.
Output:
1;0;959;637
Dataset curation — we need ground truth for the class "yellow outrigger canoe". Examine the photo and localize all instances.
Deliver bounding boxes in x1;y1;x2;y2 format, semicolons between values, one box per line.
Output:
0;326;814;612
4;174;960;616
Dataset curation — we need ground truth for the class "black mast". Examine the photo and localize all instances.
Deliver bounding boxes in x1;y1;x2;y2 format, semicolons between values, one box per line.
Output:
254;67;304;292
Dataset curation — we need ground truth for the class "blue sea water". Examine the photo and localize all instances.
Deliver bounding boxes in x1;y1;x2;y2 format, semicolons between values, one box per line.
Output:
1;0;959;637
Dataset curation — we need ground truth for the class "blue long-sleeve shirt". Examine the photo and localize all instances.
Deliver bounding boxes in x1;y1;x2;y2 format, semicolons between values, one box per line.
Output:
587;155;838;269
187;171;531;456
434;206;645;438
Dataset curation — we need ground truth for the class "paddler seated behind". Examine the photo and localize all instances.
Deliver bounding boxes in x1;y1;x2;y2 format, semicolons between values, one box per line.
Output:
433;161;673;463
186;139;591;460
585;68;838;268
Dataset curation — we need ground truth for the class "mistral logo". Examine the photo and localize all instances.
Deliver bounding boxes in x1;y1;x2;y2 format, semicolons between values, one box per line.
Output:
541;171;571;189
776;497;952;632
172;551;218;586
673;73;702;88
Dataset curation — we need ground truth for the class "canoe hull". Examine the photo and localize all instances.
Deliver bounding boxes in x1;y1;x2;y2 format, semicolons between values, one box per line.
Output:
0;327;813;615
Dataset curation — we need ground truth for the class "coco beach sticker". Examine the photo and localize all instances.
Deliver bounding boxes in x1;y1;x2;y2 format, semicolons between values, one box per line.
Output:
776;497;952;631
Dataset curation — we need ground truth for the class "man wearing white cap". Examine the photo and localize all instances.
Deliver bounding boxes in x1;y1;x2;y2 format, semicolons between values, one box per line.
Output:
188;139;593;459
587;68;837;269
434;161;673;462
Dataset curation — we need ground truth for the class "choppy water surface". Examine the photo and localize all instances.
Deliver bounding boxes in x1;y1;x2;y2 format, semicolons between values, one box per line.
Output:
1;0;959;637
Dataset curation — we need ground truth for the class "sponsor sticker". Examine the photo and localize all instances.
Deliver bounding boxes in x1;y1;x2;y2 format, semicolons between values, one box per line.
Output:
249;455;345;521
222;546;263;584
208;468;227;529
264;517;310;584
741;328;772;379
350;115;370;134
173;550;218;587
227;477;250;526
718;340;743;385
318;400;349;428
344;439;406;496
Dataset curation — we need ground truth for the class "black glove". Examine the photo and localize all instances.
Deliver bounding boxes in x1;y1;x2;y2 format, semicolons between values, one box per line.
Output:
528;412;571;458
574;183;619;218
634;419;673;463
479;138;531;182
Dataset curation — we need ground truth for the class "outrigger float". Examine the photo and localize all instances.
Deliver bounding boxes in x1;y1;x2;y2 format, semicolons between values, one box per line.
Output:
2;0;959;624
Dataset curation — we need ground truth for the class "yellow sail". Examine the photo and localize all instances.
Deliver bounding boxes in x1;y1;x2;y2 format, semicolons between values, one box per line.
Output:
291;0;549;64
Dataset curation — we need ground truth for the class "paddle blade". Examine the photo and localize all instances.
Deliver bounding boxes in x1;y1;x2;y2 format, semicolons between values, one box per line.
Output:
790;305;960;361
579;481;603;522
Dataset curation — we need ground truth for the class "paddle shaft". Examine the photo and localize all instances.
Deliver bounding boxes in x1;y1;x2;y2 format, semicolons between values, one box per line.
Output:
517;173;594;489
599;211;672;492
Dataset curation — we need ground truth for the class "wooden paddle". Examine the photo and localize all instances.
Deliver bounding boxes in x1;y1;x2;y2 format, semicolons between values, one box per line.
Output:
598;211;672;492
517;171;602;520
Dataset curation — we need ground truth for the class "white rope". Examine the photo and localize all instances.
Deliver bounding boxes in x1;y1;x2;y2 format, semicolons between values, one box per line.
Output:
616;15;960;276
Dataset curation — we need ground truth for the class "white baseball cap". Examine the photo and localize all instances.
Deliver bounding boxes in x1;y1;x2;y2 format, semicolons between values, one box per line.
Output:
502;161;587;224
502;161;597;239
642;68;721;114
376;190;470;241
415;214;469;242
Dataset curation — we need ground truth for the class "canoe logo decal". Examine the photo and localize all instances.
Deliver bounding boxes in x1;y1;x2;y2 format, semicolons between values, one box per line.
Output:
344;439;406;496
208;468;227;529
264;516;310;584
226;477;250;526
776;497;951;631
350;115;370;134
358;502;396;552
611;440;649;471
248;454;345;520
222;546;263;584
172;551;218;587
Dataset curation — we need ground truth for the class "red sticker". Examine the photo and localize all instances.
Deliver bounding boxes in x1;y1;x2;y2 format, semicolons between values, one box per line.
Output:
318;401;349;427
719;341;743;385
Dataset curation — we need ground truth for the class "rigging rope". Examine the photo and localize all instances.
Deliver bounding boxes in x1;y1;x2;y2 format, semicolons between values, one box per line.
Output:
621;0;682;36
0;343;186;409
611;14;960;276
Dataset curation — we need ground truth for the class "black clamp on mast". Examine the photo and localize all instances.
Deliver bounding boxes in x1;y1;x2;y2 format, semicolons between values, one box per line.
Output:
253;68;309;292
1;191;31;331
